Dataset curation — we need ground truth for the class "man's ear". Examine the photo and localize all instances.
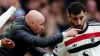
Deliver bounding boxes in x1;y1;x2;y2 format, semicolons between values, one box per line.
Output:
85;12;87;14
67;14;71;18
85;12;87;15
84;12;88;21
67;14;72;26
67;14;71;20
31;21;35;27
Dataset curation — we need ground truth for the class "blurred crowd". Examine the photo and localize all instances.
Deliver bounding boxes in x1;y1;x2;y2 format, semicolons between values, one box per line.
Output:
0;0;100;56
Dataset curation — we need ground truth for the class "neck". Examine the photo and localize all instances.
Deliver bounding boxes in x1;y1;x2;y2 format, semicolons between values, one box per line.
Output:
81;22;87;32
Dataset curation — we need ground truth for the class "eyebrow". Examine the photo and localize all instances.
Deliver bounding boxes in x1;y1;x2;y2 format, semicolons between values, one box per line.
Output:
80;16;84;18
73;17;77;19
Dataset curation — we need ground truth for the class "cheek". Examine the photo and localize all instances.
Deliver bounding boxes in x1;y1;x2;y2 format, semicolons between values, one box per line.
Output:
30;26;35;32
36;25;41;30
72;20;77;25
32;25;38;31
32;27;36;31
81;20;85;24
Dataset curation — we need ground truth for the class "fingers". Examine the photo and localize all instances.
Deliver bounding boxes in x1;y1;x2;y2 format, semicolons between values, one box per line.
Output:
75;29;81;32
73;28;80;35
65;28;81;37
7;40;15;48
73;30;78;37
8;42;11;44
10;41;15;48
7;43;15;48
1;38;15;48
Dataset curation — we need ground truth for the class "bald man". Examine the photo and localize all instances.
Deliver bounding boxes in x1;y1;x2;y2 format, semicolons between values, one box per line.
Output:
0;10;79;56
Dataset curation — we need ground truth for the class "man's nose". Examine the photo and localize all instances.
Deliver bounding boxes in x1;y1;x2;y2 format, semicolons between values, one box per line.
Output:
41;25;44;30
78;19;81;25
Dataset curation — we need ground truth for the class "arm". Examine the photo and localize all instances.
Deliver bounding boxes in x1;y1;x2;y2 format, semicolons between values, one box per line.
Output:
0;0;18;28
13;25;80;47
14;29;63;47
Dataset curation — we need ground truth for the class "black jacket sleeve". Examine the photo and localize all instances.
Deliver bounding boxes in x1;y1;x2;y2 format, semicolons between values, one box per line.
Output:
13;26;63;47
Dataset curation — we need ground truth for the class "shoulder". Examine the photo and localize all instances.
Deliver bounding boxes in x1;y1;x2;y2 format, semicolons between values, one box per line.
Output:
14;16;25;21
88;21;100;26
11;19;28;31
11;16;26;28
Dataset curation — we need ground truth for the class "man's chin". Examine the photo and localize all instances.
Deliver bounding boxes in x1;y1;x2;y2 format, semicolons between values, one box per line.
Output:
77;27;82;29
75;26;82;29
37;31;43;34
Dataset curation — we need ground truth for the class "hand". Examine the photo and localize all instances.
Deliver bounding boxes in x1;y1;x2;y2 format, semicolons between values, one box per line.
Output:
12;0;19;8
66;28;81;37
1;38;15;48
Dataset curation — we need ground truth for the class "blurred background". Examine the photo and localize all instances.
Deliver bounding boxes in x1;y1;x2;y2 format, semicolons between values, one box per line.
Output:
0;0;100;56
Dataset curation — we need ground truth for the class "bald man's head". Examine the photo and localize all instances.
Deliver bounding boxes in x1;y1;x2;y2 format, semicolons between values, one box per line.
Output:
25;10;45;34
25;10;45;25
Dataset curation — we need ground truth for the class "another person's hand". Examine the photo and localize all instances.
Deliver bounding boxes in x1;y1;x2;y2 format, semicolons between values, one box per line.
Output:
12;0;19;8
65;28;81;37
1;38;15;48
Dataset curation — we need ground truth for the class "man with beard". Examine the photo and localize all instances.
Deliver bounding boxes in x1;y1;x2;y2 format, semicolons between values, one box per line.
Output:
54;2;100;56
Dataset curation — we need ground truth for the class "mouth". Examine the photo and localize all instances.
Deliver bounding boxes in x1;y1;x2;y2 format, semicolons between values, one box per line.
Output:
37;30;43;34
77;26;82;28
76;26;82;29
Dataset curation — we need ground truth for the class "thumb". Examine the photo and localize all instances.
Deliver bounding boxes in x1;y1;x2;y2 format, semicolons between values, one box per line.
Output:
7;42;11;44
5;39;12;42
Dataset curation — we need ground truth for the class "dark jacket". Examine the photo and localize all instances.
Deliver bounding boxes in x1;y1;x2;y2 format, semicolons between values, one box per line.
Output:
28;46;46;56
0;16;63;56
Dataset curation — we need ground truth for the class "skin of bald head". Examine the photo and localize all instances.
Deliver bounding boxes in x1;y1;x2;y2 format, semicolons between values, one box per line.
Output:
25;10;45;34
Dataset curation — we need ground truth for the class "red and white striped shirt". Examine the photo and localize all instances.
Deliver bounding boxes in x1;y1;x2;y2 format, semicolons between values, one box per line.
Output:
54;22;100;56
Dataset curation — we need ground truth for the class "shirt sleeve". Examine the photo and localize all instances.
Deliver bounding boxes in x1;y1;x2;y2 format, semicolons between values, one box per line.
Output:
0;6;16;28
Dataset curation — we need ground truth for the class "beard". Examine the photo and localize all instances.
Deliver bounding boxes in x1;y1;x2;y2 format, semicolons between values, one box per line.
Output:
72;23;83;29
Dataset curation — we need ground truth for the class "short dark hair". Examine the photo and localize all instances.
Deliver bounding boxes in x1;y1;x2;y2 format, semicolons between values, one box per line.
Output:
67;2;86;15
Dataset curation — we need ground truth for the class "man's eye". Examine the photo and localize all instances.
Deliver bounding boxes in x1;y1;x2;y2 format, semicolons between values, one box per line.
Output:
80;17;83;20
73;18;77;21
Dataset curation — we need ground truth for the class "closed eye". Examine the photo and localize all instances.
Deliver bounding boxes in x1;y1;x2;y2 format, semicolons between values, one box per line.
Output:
80;16;84;20
73;17;78;21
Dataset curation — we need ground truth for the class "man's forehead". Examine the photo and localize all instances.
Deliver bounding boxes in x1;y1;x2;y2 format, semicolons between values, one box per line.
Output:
39;18;45;25
71;11;85;17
